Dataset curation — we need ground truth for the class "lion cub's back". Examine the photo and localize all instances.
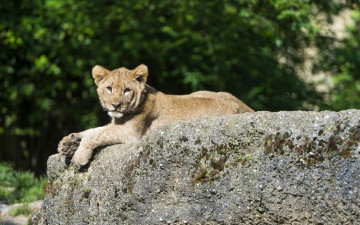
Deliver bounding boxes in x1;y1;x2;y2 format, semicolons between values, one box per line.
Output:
189;91;254;114
155;90;253;124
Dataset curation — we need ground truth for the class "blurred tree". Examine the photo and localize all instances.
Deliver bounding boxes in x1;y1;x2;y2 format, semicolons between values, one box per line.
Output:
319;6;360;110
0;0;356;174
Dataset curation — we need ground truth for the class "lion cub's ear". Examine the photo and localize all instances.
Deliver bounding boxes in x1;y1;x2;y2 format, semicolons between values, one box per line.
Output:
133;64;148;86
92;65;109;85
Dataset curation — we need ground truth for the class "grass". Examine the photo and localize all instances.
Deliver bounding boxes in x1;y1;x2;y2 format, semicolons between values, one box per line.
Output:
0;162;47;204
8;203;32;216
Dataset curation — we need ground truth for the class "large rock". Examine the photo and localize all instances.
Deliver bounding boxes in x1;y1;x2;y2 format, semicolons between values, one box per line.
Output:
31;110;360;224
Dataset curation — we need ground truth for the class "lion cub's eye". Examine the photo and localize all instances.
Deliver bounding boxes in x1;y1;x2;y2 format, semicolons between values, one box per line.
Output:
123;88;131;94
106;87;112;93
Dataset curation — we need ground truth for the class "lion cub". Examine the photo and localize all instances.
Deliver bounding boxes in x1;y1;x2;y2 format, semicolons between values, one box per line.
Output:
58;64;254;166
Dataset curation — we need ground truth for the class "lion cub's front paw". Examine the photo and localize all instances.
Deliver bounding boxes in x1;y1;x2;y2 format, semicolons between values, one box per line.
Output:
71;147;92;166
58;133;81;156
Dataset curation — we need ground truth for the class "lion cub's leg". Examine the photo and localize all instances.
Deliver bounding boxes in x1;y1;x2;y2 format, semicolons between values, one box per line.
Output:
57;127;103;157
71;125;139;166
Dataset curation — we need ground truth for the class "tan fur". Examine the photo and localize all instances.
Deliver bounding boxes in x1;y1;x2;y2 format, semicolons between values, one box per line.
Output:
58;64;254;166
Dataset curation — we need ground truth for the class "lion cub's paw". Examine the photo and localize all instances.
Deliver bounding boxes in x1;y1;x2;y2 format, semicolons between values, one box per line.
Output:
58;133;81;156
71;147;92;166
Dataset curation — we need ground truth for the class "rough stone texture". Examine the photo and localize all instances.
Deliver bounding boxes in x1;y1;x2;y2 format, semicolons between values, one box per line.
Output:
31;110;360;224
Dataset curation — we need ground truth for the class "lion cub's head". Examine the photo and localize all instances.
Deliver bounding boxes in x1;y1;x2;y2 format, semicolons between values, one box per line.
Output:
92;64;148;118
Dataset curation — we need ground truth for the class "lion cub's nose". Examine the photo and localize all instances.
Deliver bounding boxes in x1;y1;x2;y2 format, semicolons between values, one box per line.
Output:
112;103;122;109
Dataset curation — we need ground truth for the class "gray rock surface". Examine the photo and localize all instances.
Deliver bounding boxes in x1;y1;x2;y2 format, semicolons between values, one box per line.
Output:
31;110;360;224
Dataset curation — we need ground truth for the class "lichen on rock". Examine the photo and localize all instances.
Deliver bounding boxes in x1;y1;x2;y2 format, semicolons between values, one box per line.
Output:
31;110;360;224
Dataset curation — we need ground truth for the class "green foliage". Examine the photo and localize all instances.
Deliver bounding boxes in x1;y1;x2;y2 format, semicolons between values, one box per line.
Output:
0;0;358;173
323;9;360;110
0;162;47;204
8;203;32;216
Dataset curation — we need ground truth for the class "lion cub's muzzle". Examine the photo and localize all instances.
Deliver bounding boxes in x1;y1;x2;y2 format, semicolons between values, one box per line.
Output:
107;102;126;118
108;110;124;118
111;103;122;109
